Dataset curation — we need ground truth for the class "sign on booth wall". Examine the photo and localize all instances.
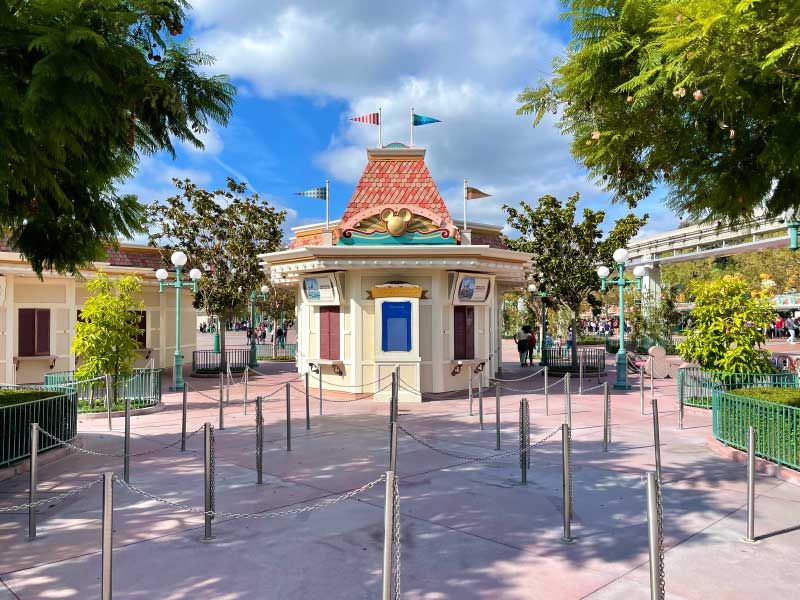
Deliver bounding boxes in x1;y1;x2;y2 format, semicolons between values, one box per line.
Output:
302;274;339;305
453;273;491;305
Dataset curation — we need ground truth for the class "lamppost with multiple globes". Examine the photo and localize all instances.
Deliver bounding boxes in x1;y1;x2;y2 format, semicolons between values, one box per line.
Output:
156;251;201;391
527;281;549;365
596;248;647;390
248;285;269;368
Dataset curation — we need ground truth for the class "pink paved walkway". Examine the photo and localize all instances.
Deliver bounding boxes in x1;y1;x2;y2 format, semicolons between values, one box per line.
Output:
1;341;798;599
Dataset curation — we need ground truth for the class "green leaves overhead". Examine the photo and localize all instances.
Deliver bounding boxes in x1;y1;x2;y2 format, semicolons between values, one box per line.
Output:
518;0;800;222
0;1;235;275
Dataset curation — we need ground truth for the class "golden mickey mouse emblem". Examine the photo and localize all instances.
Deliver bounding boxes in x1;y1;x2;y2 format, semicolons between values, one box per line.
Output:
380;208;412;236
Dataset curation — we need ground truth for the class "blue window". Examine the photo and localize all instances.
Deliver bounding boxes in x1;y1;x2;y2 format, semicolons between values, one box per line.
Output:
381;301;412;352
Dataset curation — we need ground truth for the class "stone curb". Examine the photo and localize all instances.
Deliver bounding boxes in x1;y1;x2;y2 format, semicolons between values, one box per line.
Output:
78;402;166;421
0;439;82;483
705;434;800;486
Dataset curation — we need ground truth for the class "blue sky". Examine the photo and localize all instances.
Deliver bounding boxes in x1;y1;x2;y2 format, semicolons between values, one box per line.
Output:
122;0;676;242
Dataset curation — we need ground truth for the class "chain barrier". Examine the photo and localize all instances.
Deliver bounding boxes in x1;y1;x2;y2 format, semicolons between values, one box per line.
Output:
568;425;574;519
489;368;545;383
112;473;386;520
0;478;102;513
316;373;393;390
184;382;222;403
392;476;401;600
38;426;204;458
209;426;216;516
302;382;393;403
656;477;666;597
579;382;606;394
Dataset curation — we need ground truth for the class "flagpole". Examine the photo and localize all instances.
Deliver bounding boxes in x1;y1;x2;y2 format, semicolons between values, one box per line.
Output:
410;107;414;147
378;107;382;148
325;180;330;232
463;179;468;232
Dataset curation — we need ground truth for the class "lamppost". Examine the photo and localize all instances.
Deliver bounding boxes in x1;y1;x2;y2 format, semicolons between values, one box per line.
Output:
788;220;800;251
248;285;269;368
156;251;201;391
527;281;548;365
597;248;646;390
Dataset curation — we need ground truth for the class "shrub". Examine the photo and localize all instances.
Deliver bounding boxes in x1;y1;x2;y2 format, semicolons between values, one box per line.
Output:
577;335;606;345
728;387;800;407
0;388;59;407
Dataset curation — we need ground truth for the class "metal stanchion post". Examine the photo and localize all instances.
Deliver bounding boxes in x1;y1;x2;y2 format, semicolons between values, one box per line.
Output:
285;382;292;452
650;365;655;403
602;382;609;453
640;365;645;416
652;396;662;485
519;398;529;485
226;368;230;405
544;366;549;416
319;370;323;416
495;382;501;451
646;473;664;600
27;423;38;541
561;423;573;543
468;365;473;416
305;372;311;430
181;383;187;452
389;422;398;472
390;372;397;426
381;470;396;600
218;370;224;430
101;472;113;600
564;372;572;428
677;375;684;430
256;396;264;485
203;423;214;541
478;372;484;431
746;426;756;543
243;368;248;415
579;353;584;395
123;396;131;483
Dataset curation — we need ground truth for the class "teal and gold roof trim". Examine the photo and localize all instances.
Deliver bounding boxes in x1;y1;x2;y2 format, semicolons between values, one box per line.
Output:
338;208;458;246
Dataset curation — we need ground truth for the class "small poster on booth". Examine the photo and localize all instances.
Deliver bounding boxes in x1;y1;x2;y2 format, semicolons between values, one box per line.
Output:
302;274;338;304
454;273;490;304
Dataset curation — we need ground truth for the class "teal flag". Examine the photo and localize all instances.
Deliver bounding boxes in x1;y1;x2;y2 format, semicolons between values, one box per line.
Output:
412;113;441;126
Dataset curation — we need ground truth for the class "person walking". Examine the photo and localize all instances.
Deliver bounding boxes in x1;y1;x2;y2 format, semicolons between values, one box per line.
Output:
514;326;529;367
788;316;797;344
527;328;537;365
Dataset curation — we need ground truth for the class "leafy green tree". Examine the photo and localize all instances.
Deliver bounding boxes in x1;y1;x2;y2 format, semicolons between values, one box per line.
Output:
505;192;647;365
147;178;286;372
518;0;800;222
629;286;681;346
0;0;235;275
256;281;297;333
72;271;145;408
679;274;774;373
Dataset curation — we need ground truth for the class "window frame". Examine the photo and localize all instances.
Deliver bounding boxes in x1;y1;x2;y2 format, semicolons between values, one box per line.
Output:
18;308;51;357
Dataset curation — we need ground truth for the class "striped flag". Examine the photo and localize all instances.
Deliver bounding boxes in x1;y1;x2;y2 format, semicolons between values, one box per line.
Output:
412;113;441;126
466;187;491;200
351;112;380;125
295;187;327;199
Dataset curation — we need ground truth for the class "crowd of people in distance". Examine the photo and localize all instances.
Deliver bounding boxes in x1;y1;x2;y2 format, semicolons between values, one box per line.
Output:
768;315;799;343
512;318;632;367
198;318;295;348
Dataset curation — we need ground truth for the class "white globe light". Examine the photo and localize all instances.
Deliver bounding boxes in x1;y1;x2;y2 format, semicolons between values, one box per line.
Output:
189;268;202;280
155;268;168;281
170;251;188;267
261;285;269;294
632;265;646;278
612;248;630;264
596;265;610;278
527;283;537;292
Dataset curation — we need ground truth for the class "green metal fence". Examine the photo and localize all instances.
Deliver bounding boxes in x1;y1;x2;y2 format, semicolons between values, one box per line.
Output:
0;386;78;467
256;343;297;360
44;369;162;413
192;348;249;374
542;347;606;372
712;388;800;470
678;367;798;409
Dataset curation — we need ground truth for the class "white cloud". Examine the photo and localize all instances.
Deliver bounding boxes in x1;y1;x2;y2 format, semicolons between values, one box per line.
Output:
178;126;224;155
183;0;673;232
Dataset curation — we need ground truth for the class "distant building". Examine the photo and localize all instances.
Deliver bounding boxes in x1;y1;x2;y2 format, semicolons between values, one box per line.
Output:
0;242;197;384
260;145;532;400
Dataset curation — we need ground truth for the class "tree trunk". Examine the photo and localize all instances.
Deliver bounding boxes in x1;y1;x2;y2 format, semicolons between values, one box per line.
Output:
219;315;227;377
570;309;579;369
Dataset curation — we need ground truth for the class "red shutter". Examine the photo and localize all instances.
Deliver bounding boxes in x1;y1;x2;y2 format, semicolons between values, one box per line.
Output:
18;309;36;357
36;309;50;356
328;307;340;360
319;307;330;359
464;307;475;360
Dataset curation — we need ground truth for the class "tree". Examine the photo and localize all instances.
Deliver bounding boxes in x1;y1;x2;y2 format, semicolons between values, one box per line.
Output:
256;282;296;331
679;274;774;373
629;286;681;347
504;192;647;366
147;178;286;373
72;271;145;408
518;0;800;223
0;1;235;276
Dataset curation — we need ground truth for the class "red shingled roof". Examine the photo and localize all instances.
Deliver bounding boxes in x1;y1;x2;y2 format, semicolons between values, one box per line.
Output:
470;231;507;249
338;151;454;232
104;246;163;269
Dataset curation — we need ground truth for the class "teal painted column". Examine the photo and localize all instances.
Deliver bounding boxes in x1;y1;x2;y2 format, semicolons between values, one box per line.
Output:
212;316;220;352
249;291;258;368
614;263;629;390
